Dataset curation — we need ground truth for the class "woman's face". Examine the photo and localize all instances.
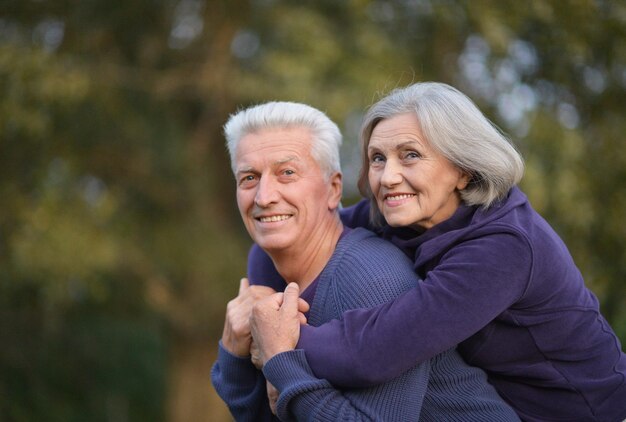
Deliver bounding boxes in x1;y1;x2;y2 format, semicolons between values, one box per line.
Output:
367;113;469;230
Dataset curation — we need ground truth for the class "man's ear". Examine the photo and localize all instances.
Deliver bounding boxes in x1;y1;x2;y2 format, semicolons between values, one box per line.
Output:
327;172;343;210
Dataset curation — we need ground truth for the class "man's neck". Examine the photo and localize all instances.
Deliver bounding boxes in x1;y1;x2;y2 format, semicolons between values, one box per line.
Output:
269;215;343;292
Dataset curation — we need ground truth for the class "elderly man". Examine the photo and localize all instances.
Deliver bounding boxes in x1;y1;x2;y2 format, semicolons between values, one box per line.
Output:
210;101;518;421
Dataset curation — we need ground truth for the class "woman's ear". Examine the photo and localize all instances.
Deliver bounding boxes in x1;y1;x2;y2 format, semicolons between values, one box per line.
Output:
328;172;343;210
457;170;471;191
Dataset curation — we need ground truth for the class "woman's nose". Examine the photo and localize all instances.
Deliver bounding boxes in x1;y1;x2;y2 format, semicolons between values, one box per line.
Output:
380;160;403;187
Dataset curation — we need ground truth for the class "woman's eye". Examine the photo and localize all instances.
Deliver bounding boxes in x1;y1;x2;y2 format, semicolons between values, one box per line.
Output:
405;151;420;159
283;169;295;175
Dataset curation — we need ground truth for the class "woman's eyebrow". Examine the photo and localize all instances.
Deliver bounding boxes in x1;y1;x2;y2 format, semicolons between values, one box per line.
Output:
394;140;422;149
368;140;421;150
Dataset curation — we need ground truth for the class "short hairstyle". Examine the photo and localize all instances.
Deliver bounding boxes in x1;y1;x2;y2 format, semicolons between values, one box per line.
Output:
358;82;524;213
224;101;342;178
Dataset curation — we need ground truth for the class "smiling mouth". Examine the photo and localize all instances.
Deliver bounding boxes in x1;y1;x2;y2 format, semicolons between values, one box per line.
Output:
384;194;416;201
257;214;292;222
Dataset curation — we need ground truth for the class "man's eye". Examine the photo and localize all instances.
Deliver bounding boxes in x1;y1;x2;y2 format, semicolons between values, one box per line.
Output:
370;154;385;163
283;169;295;175
239;175;257;185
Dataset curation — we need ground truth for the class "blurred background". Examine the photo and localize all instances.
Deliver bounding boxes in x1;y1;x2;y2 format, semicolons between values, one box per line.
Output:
1;0;625;421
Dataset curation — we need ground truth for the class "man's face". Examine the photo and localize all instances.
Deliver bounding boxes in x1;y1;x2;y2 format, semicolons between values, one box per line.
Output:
234;126;341;255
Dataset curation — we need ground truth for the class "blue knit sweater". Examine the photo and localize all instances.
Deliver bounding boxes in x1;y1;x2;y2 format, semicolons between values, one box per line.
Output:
212;228;427;420
218;228;518;421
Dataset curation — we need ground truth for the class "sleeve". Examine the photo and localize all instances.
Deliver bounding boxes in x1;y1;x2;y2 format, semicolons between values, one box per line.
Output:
263;350;429;422
261;233;432;421
339;199;372;229
297;232;532;388
210;341;277;422
247;243;285;290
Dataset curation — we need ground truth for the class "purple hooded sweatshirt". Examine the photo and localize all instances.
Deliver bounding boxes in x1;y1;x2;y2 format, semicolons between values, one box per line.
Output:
248;187;626;421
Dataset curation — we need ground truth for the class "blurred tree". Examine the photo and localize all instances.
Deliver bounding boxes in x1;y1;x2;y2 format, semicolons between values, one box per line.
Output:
1;1;250;420
0;0;624;421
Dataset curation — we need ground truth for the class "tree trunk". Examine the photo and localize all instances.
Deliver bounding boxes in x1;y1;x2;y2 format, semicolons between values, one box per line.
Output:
166;337;231;422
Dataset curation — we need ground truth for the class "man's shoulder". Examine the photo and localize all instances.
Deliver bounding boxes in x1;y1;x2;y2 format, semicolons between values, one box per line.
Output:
325;227;419;307
338;227;412;266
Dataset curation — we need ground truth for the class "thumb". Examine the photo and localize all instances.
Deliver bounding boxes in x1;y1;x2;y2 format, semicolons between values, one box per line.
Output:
239;277;249;294
281;282;300;315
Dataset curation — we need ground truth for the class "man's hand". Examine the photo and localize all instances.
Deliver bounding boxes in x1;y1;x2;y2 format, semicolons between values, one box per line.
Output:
266;381;279;415
221;278;276;357
250;339;262;370
250;282;309;367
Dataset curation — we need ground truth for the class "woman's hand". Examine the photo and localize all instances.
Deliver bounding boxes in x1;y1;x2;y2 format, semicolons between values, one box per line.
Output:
221;278;276;357
250;283;309;367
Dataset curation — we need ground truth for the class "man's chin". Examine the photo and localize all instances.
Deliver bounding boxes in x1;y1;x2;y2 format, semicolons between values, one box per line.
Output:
253;237;290;254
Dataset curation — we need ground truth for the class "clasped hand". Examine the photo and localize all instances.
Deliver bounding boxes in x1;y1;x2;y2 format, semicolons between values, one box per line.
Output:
220;278;276;357
221;279;310;364
249;282;310;368
220;279;310;416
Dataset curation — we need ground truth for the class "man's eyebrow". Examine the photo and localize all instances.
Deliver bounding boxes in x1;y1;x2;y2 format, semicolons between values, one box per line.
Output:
235;156;300;174
274;155;299;165
235;165;254;175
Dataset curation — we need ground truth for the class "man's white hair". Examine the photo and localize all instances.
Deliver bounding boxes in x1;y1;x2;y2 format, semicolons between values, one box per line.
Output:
224;101;342;178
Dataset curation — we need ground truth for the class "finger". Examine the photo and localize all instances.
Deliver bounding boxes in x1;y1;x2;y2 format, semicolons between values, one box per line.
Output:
280;282;300;316
298;312;307;325
239;277;249;295
267;381;278;415
253;292;284;317
250;340;263;370
297;298;310;314
271;292;284;308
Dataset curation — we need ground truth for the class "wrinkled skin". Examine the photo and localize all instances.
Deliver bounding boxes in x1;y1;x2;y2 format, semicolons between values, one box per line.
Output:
220;277;276;357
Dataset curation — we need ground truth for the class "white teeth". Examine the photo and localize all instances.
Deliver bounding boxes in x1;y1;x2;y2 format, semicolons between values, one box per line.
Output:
259;215;291;222
385;194;415;201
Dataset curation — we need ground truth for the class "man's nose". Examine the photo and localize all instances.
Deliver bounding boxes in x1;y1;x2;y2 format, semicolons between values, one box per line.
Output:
254;176;280;207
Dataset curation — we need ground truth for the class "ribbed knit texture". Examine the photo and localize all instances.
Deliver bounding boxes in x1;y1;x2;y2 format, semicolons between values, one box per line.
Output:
419;350;519;421
211;341;278;421
263;228;518;421
264;228;430;421
212;227;431;421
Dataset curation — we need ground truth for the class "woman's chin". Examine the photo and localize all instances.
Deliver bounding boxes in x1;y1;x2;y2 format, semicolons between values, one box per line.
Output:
382;214;413;228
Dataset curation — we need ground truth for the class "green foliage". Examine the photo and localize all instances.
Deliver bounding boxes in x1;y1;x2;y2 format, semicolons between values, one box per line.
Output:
0;306;166;422
1;0;625;420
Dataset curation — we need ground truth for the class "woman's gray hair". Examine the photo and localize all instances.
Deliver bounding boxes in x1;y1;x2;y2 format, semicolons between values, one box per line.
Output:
358;82;524;210
224;101;342;179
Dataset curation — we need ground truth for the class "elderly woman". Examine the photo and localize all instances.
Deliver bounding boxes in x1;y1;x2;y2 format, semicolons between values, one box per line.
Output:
248;82;626;421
